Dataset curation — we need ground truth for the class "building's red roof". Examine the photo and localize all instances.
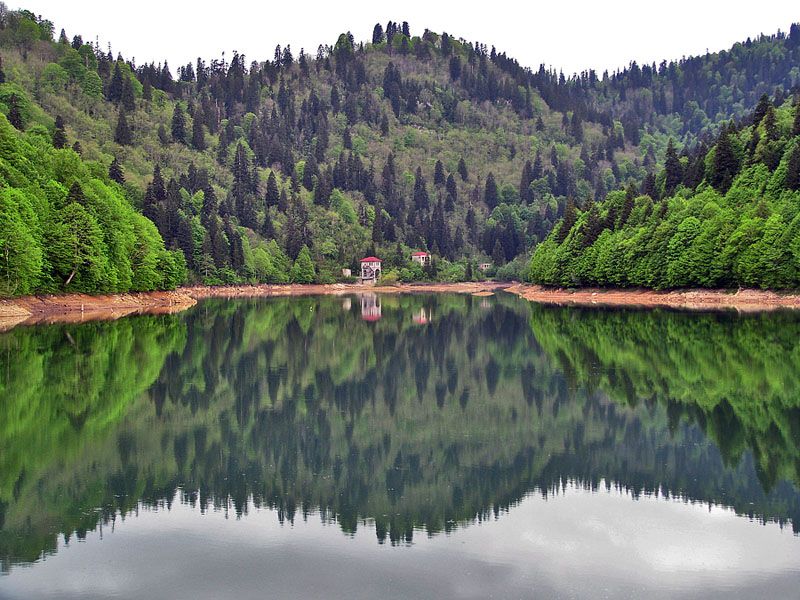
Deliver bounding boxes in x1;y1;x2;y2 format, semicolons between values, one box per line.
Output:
360;257;382;262
411;251;430;257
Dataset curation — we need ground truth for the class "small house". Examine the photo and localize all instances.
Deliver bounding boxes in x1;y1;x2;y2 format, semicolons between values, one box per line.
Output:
411;251;431;266
478;263;492;271
360;256;382;283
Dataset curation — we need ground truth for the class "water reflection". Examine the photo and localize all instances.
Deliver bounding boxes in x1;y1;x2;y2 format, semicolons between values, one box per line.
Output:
2;484;797;600
0;294;798;577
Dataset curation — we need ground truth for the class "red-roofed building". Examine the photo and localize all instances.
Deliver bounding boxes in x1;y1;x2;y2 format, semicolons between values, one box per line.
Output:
411;251;431;266
360;257;382;283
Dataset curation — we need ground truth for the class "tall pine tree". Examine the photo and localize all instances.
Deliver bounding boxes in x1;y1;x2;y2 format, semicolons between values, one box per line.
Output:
114;110;133;145
171;103;186;144
52;115;67;149
484;172;498;209
664;139;683;196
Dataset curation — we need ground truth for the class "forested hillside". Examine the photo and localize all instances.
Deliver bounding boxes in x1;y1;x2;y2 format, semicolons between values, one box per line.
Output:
1;4;799;292
528;96;800;289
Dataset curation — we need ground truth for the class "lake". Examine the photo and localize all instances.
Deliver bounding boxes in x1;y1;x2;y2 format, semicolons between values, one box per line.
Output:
0;292;799;599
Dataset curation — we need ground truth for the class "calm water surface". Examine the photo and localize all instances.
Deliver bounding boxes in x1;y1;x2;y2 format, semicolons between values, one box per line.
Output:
0;293;799;599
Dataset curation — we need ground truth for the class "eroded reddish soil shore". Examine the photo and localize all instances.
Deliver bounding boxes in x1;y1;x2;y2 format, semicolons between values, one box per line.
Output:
0;282;508;331
506;284;800;312
7;282;794;333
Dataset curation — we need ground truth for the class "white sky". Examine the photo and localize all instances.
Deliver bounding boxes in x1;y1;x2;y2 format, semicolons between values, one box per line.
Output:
14;1;800;75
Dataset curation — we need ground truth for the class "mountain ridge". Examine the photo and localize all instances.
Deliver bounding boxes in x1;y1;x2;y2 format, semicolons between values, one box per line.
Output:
1;5;799;294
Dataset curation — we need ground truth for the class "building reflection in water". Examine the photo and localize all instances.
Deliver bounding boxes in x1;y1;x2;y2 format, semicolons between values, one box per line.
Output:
413;307;432;325
360;293;382;321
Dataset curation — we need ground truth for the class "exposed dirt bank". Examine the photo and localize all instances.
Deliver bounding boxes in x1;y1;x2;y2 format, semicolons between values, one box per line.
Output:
0;282;509;332
0;290;197;331
507;284;800;312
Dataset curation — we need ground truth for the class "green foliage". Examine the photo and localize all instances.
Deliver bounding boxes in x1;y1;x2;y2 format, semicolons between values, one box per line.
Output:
529;105;800;290
1;5;799;286
289;245;316;283
0;113;185;296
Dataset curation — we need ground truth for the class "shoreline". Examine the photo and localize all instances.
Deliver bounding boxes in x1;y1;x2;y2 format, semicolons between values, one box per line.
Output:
5;282;800;332
0;282;508;331
506;284;800;312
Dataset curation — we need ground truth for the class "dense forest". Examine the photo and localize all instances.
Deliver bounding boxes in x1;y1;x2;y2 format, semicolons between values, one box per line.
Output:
1;5;799;292
528;96;800;288
2;296;798;569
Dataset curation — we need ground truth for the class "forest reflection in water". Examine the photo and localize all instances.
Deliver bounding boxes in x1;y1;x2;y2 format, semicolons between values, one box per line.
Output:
0;292;799;578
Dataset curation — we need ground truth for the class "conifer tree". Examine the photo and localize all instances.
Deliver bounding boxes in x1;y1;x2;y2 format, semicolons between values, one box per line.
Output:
458;157;468;181
413;167;429;210
793;102;800;136
532;151;543;179
492;239;505;266
446;174;457;203
484;172;498;209
556;199;577;243
142;184;160;227
786;144;800;191
664;139;683;196
7;95;23;130
232;143;257;228
108;157;125;184
372;23;384;44
201;183;218;227
72;141;82;155
372;200;384;243
752;93;771;126
107;62;124;103
434;160;445;186
152;165;166;203
142;80;152;102
448;56;461;81
171;103;186;144
763;105;778;141
303;154;317;191
642;172;657;198
289;245;316;283
191;115;205;150
330;85;340;113
570;112;583;143
114;110;133;145
710;126;739;193
121;75;136;112
285;195;310;259
52;115;67;149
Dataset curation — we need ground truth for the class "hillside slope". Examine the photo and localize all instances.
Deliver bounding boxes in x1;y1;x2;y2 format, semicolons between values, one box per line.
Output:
528;97;800;289
1;7;799;292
